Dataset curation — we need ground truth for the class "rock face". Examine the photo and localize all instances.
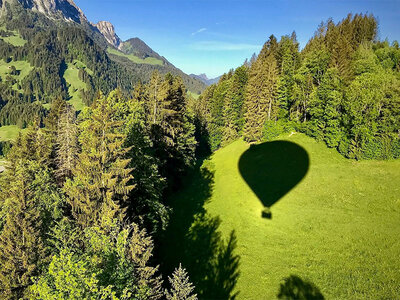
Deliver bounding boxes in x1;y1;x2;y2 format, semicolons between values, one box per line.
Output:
94;21;122;49
14;0;87;23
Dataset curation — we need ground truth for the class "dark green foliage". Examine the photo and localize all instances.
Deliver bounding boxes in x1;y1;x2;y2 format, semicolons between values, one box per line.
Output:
223;65;249;144
142;72;197;188
196;66;249;151
0;123;64;298
198;13;400;160
64;92;134;230
244;35;279;142
0;85;200;297
0;140;11;156
0;160;46;299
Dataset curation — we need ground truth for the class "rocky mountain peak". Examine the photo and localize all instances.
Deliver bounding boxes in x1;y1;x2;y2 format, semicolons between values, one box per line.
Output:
13;0;87;23
95;20;122;49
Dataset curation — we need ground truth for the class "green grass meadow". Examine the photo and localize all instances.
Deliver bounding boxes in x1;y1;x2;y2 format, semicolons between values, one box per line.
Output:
107;47;164;66
0;59;33;91
63;61;90;111
187;91;200;99
161;133;400;299
0;125;24;141
0;27;27;46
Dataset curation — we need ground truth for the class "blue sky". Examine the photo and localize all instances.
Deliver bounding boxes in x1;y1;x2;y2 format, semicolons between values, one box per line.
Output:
74;0;400;78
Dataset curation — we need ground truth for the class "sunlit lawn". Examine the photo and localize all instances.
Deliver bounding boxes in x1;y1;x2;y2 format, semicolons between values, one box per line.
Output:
162;133;400;299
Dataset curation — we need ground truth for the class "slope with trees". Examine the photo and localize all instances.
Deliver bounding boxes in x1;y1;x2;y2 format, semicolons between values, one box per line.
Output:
197;14;400;160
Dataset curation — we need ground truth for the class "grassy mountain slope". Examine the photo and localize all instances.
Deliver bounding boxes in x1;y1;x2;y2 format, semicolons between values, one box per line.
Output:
119;37;166;62
109;51;205;95
0;124;23;141
0;26;26;46
108;47;163;66
63;60;91;111
161;133;400;299
0;59;33;91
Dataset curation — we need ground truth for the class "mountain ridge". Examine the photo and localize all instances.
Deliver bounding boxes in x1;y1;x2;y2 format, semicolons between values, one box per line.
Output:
0;0;206;93
190;73;221;86
2;0;87;23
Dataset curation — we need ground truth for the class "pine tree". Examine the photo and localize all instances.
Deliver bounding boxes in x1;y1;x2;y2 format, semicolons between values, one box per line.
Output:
276;35;300;119
65;92;133;230
166;264;197;300
0;161;46;299
55;104;78;184
145;73;196;182
318;68;344;148
31;222;164;300
206;78;229;150
244;36;279;142
145;71;166;127
222;65;249;144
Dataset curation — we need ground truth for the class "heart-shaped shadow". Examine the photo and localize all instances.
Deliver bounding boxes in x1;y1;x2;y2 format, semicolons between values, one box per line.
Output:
239;141;309;219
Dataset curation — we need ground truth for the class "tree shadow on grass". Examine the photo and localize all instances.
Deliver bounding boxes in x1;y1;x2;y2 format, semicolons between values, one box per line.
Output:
238;141;309;219
278;275;324;300
158;160;240;299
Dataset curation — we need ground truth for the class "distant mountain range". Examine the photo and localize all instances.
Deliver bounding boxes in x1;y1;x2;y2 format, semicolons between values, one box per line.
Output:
0;0;206;93
190;73;221;86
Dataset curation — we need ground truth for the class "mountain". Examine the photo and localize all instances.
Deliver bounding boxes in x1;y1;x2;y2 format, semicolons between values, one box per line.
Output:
119;37;169;64
0;0;206;130
0;0;206;95
94;20;121;48
2;0;87;23
190;73;221;86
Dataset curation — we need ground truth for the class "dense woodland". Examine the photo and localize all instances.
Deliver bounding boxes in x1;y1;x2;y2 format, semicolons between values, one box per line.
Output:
0;9;399;300
0;72;199;299
197;14;400;160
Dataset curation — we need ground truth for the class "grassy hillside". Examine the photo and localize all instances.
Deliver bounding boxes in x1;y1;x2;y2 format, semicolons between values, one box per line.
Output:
108;47;164;66
161;133;400;299
0;26;27;46
0;125;23;141
63;60;91;111
187;91;200;99
0;59;33;91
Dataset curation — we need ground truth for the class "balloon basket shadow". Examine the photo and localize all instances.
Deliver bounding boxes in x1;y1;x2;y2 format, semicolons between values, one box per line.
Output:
261;207;272;219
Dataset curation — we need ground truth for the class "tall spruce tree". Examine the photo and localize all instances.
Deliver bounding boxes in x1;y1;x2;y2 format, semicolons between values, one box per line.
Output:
65;92;134;230
55;104;78;184
244;35;279;142
145;72;196;183
0;122;60;298
0;160;46;299
222;65;249;144
276;34;300;119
